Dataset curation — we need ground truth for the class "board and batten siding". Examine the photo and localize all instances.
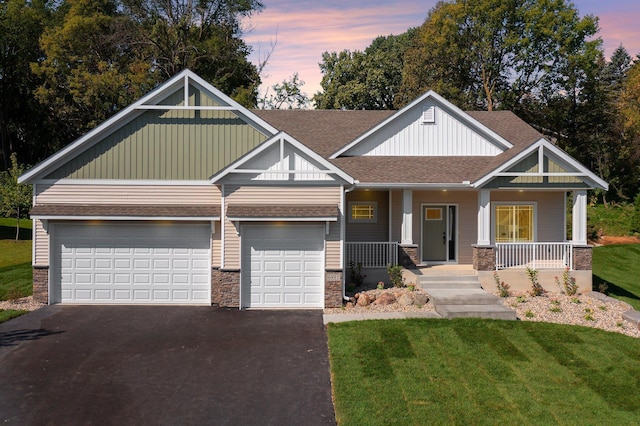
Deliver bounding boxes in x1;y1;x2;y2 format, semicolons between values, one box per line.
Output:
35;184;221;205
223;186;342;270
44;109;268;180
343;101;504;157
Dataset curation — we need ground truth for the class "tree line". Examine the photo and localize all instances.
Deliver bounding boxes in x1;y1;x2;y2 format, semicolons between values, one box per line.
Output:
2;0;639;204
314;0;640;203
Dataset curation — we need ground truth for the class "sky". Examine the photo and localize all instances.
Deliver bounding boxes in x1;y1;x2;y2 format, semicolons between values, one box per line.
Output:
242;0;640;100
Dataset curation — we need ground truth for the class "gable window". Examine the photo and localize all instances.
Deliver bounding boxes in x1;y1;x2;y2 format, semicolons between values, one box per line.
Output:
495;204;534;243
349;202;377;223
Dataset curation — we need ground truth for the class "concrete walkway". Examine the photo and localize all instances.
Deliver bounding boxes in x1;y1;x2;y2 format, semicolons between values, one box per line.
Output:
323;311;441;324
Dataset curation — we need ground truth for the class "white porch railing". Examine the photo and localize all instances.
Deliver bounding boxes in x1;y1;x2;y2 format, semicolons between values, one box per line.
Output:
345;242;398;268
496;242;573;270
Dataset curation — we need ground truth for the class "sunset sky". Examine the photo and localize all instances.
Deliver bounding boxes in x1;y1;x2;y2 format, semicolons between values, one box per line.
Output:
242;0;640;100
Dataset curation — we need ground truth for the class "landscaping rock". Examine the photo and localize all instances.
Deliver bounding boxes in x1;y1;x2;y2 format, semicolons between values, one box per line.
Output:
374;293;397;306
397;293;414;306
414;293;429;306
357;293;372;307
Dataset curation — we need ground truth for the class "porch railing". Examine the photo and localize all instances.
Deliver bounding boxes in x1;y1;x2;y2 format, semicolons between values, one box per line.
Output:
495;242;573;270
345;242;398;268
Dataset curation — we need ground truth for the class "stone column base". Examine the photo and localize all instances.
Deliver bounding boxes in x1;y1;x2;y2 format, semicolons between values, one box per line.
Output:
398;245;419;269
473;245;496;271
572;245;593;270
33;266;49;304
325;270;343;308
211;268;240;307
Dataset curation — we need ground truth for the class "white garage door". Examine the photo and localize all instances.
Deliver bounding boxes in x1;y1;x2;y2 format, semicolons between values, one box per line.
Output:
52;222;211;304
241;224;324;308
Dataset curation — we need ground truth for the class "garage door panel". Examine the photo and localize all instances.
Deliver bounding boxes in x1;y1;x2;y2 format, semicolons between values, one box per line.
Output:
53;223;211;304
242;224;324;309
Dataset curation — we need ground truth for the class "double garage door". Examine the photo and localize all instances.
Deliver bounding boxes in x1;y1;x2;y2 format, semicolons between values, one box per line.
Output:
52;222;211;304
241;224;325;309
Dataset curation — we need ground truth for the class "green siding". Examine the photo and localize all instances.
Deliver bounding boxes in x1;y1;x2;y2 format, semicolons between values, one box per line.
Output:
45;108;268;180
507;153;538;173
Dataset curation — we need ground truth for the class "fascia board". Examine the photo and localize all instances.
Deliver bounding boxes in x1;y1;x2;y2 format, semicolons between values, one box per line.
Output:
226;217;338;222
329;90;512;159
30;215;221;221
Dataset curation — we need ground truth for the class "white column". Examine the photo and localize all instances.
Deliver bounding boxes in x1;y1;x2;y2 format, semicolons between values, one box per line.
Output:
477;189;491;245
401;189;413;244
572;189;587;245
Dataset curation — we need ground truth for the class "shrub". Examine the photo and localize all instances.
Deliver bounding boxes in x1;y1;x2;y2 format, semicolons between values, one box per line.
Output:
349;261;366;287
555;268;578;296
493;271;510;297
387;264;405;288
526;267;545;296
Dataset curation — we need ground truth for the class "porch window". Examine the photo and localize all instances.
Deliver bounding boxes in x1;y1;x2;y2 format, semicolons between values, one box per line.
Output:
349;201;377;223
495;205;534;243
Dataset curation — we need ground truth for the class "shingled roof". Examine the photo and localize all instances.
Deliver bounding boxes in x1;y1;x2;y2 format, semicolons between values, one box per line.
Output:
252;109;544;185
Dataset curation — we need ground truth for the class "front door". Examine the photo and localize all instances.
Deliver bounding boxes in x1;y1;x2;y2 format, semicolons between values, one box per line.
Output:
422;205;457;263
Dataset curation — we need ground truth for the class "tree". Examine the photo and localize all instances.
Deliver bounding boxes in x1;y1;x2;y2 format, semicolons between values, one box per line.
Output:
0;153;32;241
398;0;601;111
314;30;417;110
0;0;52;170
259;73;310;109
121;0;264;106
32;0;157;143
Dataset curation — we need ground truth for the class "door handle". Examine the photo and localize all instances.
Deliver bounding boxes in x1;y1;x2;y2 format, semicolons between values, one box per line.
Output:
442;232;446;245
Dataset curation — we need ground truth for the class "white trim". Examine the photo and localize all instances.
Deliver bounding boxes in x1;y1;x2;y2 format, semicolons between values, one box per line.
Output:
401;189;413;245
572;189;588;245
330;90;512;158
388;191;393;242
473;138;608;190
134;105;238;111
491;201;538;243
477;189;491;245
19;69;279;184
356;182;473;189
211;132;354;184
221;184;226;269
227;217;338;222
421;203;459;264
33;179;214;186
31;215;220;222
347;201;378;224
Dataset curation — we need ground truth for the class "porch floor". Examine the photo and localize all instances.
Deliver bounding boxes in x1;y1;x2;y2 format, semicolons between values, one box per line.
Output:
416;264;476;276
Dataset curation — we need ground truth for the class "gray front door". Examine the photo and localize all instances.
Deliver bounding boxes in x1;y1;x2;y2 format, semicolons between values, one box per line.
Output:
422;205;456;262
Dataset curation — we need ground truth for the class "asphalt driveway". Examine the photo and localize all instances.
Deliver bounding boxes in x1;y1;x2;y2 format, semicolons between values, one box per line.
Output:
0;306;336;425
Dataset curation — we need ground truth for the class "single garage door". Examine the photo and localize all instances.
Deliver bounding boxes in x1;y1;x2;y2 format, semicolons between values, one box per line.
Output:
241;224;324;308
52;222;211;304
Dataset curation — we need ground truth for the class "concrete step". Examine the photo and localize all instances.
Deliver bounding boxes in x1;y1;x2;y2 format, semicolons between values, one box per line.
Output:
436;304;517;320
426;288;500;306
419;275;482;290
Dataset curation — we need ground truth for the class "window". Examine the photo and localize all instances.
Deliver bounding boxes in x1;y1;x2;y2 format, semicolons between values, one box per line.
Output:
495;205;534;243
425;207;442;221
349;202;377;223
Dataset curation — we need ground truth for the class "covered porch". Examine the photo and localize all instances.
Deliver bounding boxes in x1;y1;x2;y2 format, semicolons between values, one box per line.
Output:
344;186;593;292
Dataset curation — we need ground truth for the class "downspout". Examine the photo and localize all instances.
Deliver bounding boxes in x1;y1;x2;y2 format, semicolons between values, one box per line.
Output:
342;182;358;301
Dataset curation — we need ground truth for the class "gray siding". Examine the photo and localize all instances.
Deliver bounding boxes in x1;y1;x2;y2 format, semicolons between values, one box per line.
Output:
345;190;389;242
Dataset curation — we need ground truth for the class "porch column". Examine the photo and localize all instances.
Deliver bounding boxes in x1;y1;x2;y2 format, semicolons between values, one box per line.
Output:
572;189;587;245
477;189;491;245
401;189;413;244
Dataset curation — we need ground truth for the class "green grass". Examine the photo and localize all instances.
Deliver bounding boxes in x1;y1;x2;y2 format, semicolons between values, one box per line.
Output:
0;309;28;324
588;203;636;237
593;244;640;311
328;319;640;425
0;217;33;301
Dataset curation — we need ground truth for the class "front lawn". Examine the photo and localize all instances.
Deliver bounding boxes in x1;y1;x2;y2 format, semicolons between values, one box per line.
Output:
593;244;640;310
0;217;33;303
328;319;640;425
